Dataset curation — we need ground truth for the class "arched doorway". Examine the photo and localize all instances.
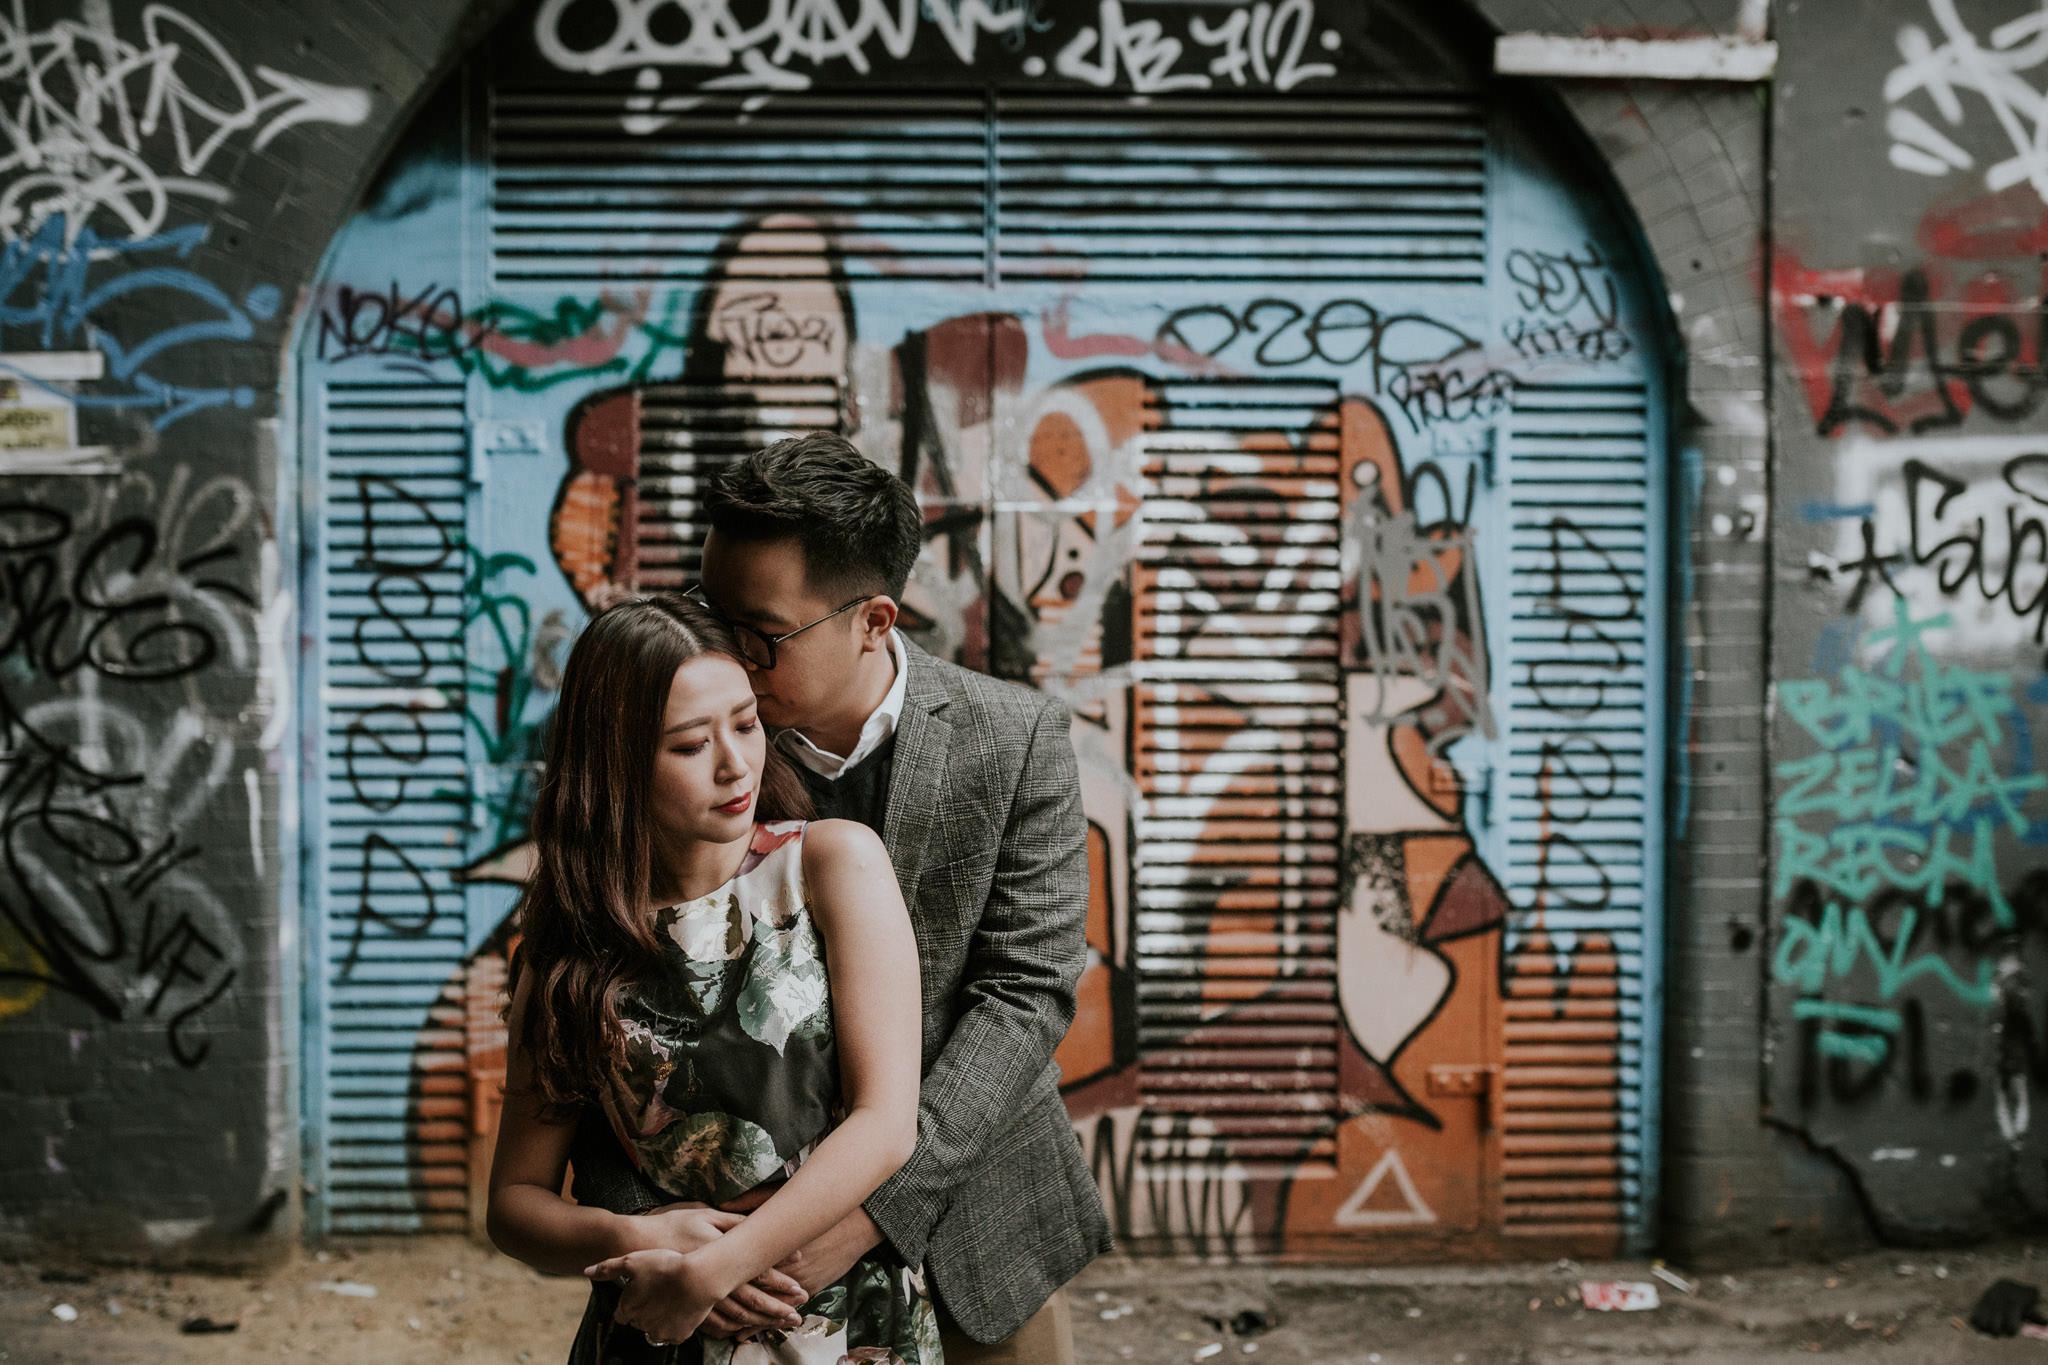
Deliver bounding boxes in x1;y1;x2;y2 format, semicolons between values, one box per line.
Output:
294;0;1675;1259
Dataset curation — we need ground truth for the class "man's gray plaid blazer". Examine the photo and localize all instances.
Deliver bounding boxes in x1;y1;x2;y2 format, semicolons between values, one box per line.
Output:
860;639;1112;1342
571;638;1111;1343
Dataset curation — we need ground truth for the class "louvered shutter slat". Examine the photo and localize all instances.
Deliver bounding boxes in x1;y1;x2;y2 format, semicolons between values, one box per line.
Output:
314;379;471;1235
998;97;1485;285
1498;380;1652;1242
1132;378;1347;1167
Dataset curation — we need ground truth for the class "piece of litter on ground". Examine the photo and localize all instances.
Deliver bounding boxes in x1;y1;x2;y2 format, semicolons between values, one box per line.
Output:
314;1281;378;1298
2021;1323;2048;1341
1230;1310;1273;1337
1720;1275;1742;1292
49;1304;77;1323
1529;1297;1542;1311
1118;1350;1135;1360
1405;1306;1423;1318
1095;1291;1109;1303
1936;1266;1950;1279
1581;1281;1661;1312
1651;1265;1695;1295
180;1317;239;1335
1242;1344;1258;1355
1194;1343;1224;1360
104;1299;121;1317
407;1317;422;1331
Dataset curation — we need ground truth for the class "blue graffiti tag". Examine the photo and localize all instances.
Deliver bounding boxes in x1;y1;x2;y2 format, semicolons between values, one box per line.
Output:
0;215;279;429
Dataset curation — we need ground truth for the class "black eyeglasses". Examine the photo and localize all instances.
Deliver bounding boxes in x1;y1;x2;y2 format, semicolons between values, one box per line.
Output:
682;584;872;671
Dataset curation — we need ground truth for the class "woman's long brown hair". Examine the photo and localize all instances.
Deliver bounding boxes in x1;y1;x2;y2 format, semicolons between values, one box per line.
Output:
508;592;814;1116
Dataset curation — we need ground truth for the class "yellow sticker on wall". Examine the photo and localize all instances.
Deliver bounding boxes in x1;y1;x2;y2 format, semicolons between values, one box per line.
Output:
0;405;67;449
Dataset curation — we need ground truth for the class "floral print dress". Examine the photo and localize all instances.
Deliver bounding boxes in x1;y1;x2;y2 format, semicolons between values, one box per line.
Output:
568;821;940;1365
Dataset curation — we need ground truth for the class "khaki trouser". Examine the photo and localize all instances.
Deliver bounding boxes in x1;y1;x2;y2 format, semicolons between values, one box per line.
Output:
939;1292;1075;1365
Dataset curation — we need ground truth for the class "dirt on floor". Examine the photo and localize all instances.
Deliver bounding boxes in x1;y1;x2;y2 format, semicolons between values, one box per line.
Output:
7;1236;2048;1363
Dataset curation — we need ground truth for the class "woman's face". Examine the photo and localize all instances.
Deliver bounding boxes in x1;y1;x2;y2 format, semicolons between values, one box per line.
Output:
649;654;765;850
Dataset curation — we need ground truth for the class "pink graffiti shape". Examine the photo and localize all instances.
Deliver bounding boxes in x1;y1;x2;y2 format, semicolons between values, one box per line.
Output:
1042;297;1150;360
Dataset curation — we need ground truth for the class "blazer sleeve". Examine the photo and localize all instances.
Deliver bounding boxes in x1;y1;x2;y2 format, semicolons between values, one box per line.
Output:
862;694;1090;1264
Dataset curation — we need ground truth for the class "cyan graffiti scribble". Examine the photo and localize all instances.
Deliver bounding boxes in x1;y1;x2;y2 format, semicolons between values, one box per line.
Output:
1774;601;2044;927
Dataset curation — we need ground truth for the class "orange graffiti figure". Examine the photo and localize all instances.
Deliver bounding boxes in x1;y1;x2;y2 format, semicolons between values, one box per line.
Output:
1280;398;1513;1253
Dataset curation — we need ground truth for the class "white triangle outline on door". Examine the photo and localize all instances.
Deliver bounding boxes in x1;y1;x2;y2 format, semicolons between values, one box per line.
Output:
1332;1148;1437;1228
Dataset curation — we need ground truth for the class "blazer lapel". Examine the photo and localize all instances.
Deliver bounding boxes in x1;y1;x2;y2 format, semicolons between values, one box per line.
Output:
882;643;952;909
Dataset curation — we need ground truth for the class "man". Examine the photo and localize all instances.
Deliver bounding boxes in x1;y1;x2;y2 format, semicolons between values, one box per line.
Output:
581;431;1111;1363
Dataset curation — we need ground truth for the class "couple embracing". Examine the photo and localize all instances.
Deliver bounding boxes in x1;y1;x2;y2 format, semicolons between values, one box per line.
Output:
487;433;1113;1365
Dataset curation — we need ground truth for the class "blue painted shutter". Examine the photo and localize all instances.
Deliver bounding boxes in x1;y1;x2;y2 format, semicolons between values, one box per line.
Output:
1497;379;1657;1243
308;379;473;1233
488;91;990;285
997;97;1487;284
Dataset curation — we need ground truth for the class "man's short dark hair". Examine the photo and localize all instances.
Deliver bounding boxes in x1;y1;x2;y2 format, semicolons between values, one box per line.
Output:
703;433;922;600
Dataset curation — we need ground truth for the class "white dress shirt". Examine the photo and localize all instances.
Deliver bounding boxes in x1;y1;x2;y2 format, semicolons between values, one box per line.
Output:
776;629;909;779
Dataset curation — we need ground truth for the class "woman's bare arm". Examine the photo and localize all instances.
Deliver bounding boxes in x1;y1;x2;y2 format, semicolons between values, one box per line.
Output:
486;974;742;1274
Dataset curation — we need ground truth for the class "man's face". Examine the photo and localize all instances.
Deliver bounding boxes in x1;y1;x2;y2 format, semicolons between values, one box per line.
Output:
698;531;871;732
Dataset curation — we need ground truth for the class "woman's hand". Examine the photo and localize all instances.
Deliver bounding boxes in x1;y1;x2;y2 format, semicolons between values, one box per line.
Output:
629;1201;804;1337
640;1203;745;1256
583;1249;728;1348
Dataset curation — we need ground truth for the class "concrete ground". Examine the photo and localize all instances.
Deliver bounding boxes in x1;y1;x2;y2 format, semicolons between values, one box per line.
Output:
7;1237;2048;1363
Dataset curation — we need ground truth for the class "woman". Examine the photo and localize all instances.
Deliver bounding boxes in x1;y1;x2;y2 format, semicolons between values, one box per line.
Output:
487;594;934;1364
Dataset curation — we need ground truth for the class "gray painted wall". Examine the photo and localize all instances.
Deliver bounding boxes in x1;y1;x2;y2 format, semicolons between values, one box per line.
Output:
0;0;501;1263
1766;0;2048;1243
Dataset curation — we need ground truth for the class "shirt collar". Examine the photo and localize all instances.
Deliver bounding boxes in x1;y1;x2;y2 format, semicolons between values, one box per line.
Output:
777;630;908;779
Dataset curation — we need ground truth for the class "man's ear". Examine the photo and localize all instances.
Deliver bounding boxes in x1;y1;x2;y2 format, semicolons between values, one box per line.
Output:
859;596;900;649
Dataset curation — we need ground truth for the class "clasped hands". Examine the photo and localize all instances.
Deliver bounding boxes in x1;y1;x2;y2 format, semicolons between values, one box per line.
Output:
584;1200;880;1347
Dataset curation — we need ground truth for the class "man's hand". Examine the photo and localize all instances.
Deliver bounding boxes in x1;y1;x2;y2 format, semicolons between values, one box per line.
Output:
700;1207;883;1339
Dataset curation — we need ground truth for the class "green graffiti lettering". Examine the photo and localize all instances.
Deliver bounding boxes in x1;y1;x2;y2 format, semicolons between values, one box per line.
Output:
1773;900;1997;1008
1791;998;1903;1032
1815;1031;1892;1063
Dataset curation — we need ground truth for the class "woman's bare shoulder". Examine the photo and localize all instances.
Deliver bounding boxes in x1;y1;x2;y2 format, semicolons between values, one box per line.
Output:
801;817;889;865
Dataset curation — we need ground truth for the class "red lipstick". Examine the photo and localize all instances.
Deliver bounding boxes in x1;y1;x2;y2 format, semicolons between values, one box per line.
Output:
717;792;753;815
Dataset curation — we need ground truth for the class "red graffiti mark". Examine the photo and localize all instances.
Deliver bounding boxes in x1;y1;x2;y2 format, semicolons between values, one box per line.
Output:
920;312;1027;428
1771;246;1893;430
1769;247;2042;435
1043;297;1150;360
469;290;649;369
1920;183;2048;261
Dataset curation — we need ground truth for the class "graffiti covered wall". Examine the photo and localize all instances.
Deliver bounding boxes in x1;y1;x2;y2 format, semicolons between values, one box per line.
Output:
296;0;1674;1258
1770;0;2048;1238
28;0;2027;1270
0;0;491;1260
